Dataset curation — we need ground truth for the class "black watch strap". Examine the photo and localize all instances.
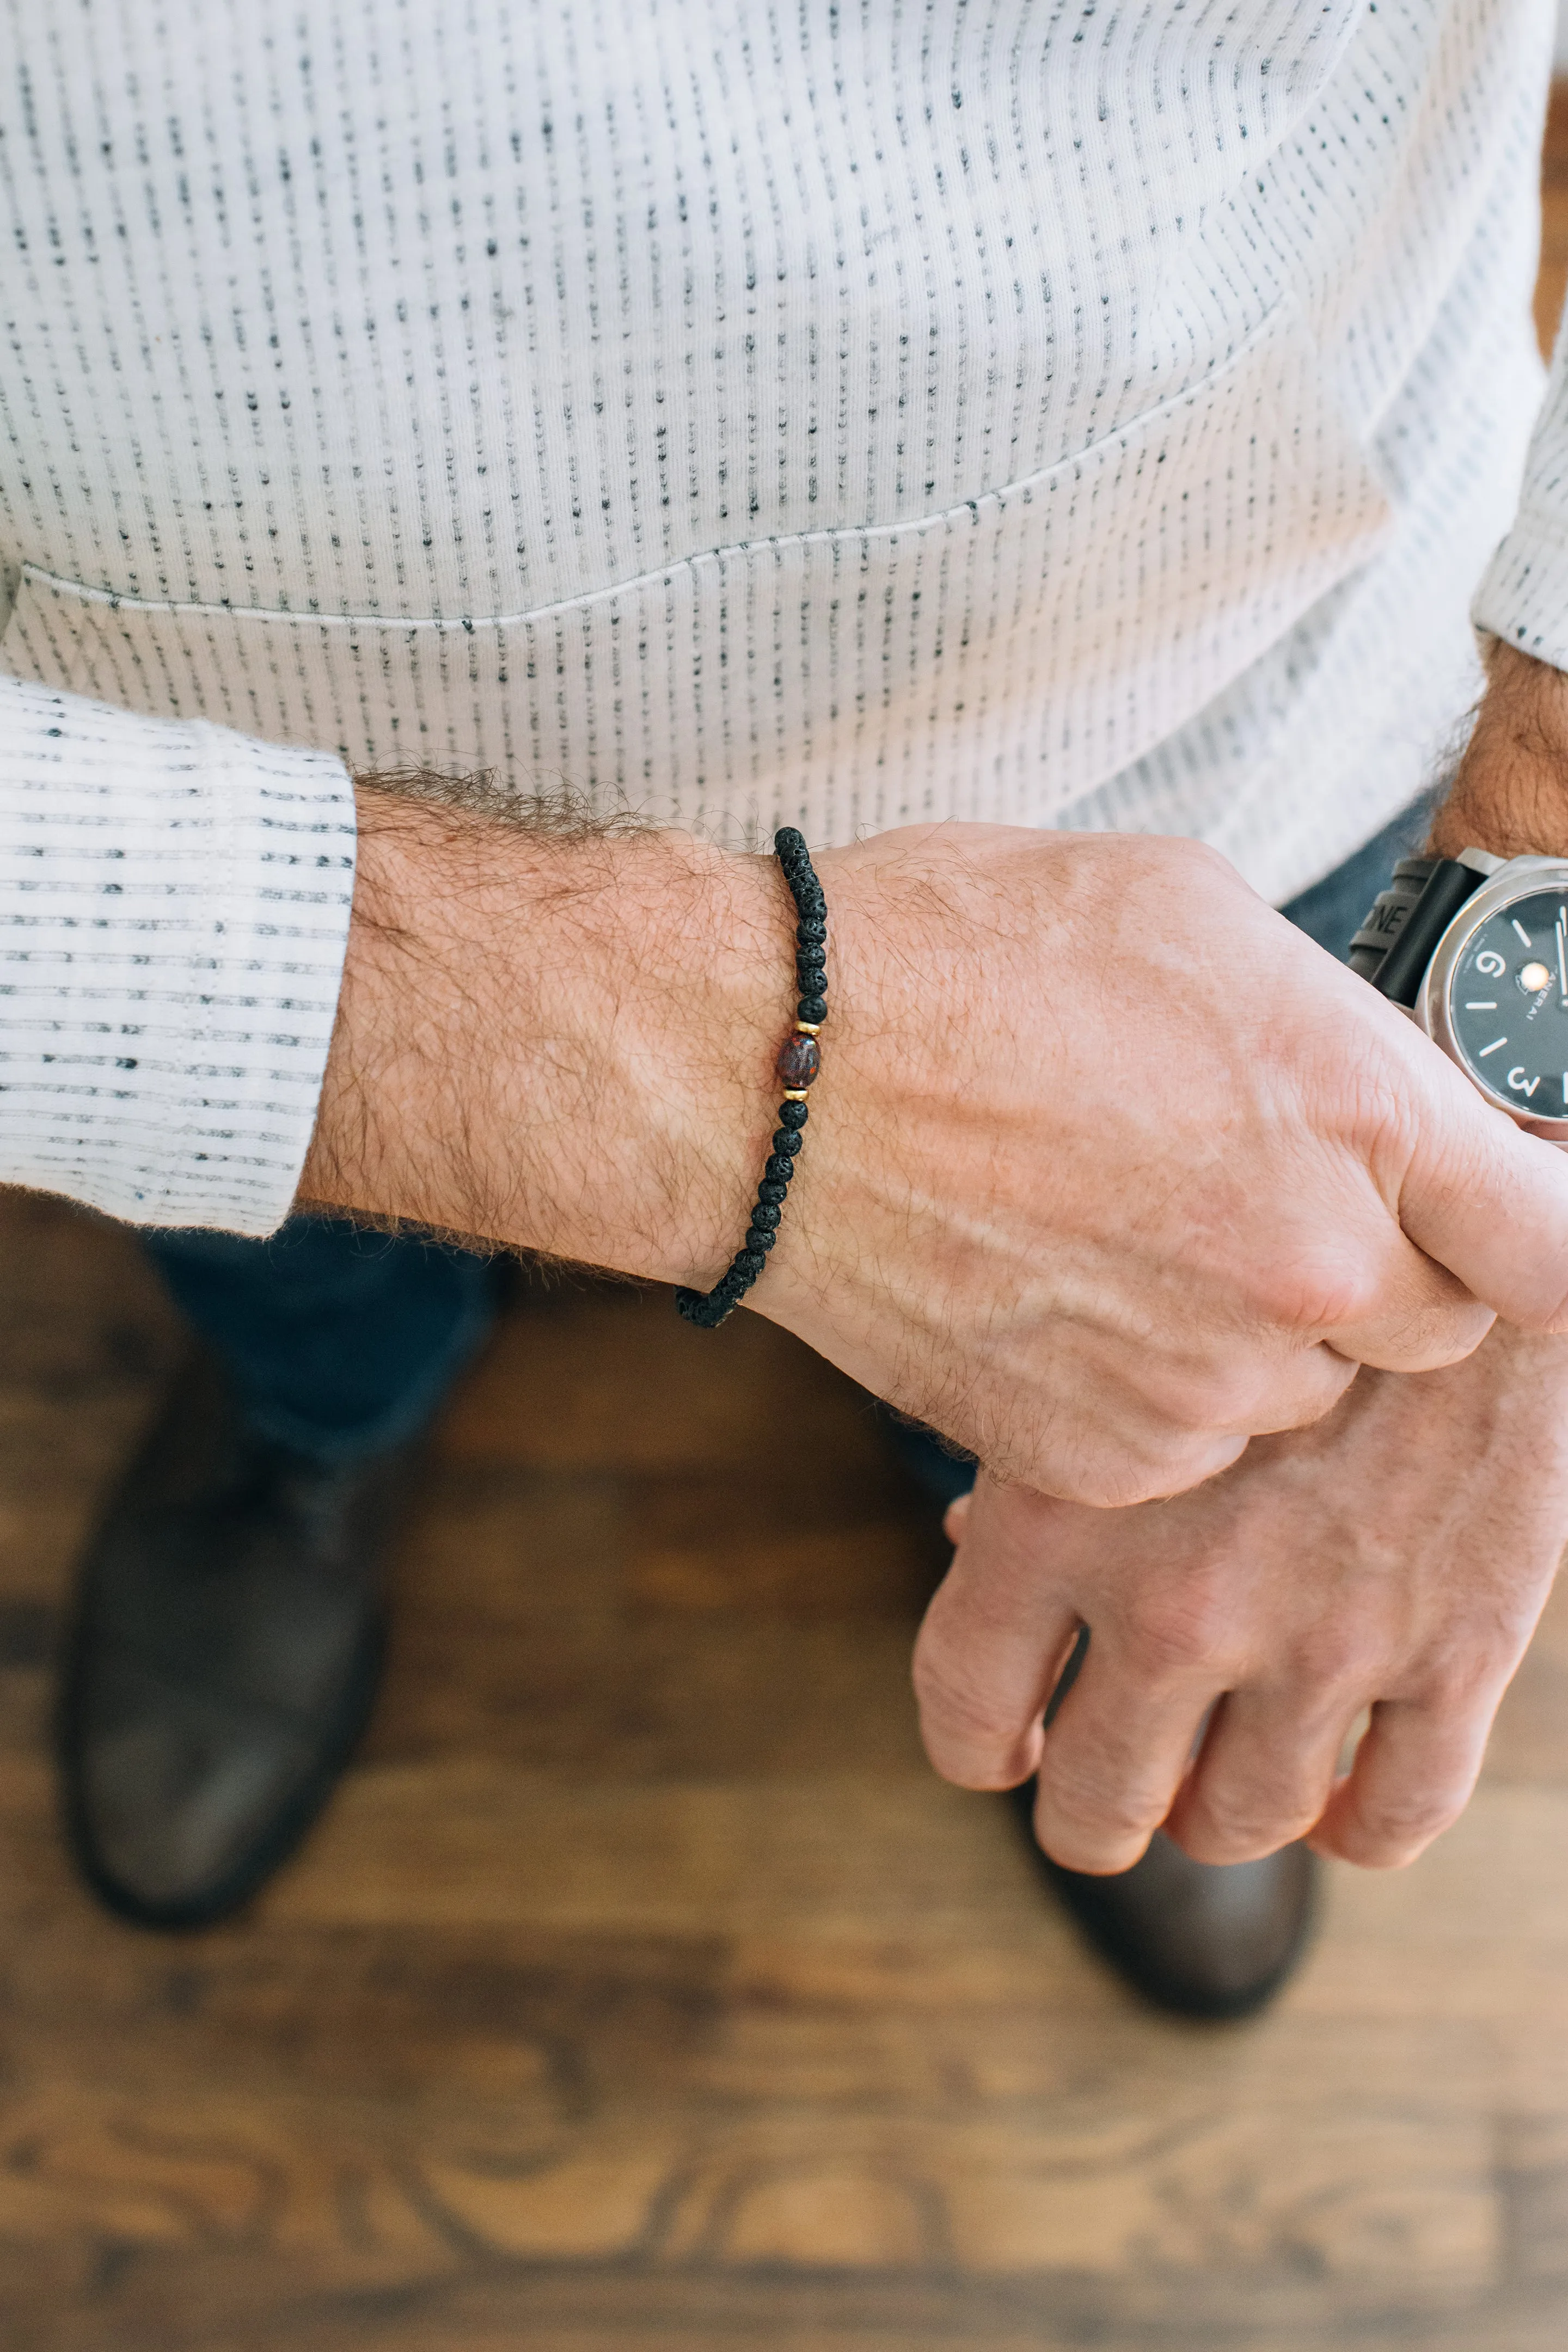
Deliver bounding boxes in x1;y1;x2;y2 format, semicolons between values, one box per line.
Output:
1348;855;1490;1006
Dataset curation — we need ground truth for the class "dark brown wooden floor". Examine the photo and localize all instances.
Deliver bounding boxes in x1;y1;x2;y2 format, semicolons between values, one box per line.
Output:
9;93;1568;2352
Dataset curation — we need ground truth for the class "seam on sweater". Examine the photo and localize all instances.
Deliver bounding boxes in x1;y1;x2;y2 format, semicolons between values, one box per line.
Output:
17;302;1290;639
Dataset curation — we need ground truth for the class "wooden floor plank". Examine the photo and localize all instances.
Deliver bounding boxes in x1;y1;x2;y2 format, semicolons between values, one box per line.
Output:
8;81;1568;2352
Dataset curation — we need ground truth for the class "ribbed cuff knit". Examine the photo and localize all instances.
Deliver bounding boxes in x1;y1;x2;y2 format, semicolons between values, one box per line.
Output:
0;673;355;1235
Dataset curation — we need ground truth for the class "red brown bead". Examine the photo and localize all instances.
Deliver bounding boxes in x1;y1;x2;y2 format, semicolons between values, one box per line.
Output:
775;1030;821;1089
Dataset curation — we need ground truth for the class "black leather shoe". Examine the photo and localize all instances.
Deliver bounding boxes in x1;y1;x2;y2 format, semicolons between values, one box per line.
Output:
881;1411;1318;2019
1008;1785;1318;2019
59;1364;419;1929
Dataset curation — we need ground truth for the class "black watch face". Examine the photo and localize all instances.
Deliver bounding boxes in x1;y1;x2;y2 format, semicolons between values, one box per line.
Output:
1447;889;1568;1118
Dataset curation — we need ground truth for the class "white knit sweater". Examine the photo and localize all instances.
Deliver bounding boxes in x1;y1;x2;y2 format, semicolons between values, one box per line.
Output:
0;0;1563;1232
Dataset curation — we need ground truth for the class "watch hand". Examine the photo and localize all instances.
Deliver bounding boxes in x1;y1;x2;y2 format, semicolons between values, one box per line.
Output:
1557;912;1566;1006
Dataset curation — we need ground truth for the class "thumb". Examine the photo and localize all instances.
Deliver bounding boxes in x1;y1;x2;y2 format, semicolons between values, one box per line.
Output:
1392;1047;1568;1332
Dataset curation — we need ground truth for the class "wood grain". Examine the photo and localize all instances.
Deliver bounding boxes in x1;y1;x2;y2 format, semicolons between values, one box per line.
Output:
7;97;1568;2352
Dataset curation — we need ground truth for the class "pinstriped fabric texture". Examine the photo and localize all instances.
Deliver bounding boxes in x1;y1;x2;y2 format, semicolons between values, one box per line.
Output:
0;676;353;1231
0;0;1561;1230
1479;285;1568;658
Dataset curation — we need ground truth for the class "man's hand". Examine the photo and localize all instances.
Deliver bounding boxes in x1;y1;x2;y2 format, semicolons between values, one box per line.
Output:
914;1324;1568;1872
300;789;1568;1508
759;820;1568;1503
909;642;1568;1873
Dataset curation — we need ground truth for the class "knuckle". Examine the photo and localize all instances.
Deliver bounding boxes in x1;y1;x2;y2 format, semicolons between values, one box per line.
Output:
1046;1440;1209;1510
1100;1418;1248;1506
1289;1621;1376;1696
1157;1362;1263;1436
909;1635;978;1729
1416;1653;1495;1719
1351;1784;1462;1859
911;1649;1031;1788
1126;1582;1234;1682
1249;1251;1383;1338
1042;1461;1157;1509
1192;1780;1313;1859
1001;1421;1131;1505
1038;1756;1160;1852
1138;1342;1302;1437
1335;1052;1424;1163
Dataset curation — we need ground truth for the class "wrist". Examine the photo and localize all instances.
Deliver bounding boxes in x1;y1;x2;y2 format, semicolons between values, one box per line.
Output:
298;788;795;1283
1431;640;1568;861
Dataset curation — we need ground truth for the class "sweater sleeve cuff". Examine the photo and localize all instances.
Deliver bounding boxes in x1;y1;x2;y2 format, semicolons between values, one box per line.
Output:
0;675;356;1235
1473;293;1568;672
1472;501;1568;671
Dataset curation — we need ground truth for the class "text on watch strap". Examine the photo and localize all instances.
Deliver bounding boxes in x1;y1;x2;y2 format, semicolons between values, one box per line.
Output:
1349;856;1489;1006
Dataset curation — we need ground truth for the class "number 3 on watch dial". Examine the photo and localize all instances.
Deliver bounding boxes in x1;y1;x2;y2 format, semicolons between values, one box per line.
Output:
1438;888;1568;1128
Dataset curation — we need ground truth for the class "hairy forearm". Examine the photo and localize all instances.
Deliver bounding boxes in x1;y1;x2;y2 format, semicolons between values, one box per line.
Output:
292;779;1568;1510
297;786;791;1281
1432;639;1568;859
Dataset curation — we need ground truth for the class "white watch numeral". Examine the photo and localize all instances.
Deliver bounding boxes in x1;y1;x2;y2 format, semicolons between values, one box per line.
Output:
1508;1066;1542;1098
1474;951;1508;977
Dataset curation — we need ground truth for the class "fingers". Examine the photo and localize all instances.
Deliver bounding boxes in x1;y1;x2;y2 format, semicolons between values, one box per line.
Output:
1003;1394;1250;1509
1386;1048;1568;1335
1126;1331;1360;1445
1030;1638;1213;1874
919;1482;1227;1873
1030;1340;1355;1511
912;1482;1082;1790
1217;1338;1363;1434
1166;1683;1362;1865
1308;1686;1497;1869
1318;1239;1496;1375
1036;1428;1250;1510
919;1345;1533;1882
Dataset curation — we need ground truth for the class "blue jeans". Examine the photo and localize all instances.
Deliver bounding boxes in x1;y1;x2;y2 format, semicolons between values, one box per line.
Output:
142;798;1435;1463
141;1218;498;1461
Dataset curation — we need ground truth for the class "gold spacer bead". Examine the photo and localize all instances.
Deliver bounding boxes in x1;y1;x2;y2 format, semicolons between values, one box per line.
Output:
794;1021;822;1037
780;1088;809;1102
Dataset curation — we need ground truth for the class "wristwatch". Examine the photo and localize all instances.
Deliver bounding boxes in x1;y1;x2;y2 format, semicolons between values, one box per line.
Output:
1350;848;1568;1141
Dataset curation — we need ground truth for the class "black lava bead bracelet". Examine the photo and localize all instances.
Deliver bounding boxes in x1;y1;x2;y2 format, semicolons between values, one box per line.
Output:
675;826;826;1330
